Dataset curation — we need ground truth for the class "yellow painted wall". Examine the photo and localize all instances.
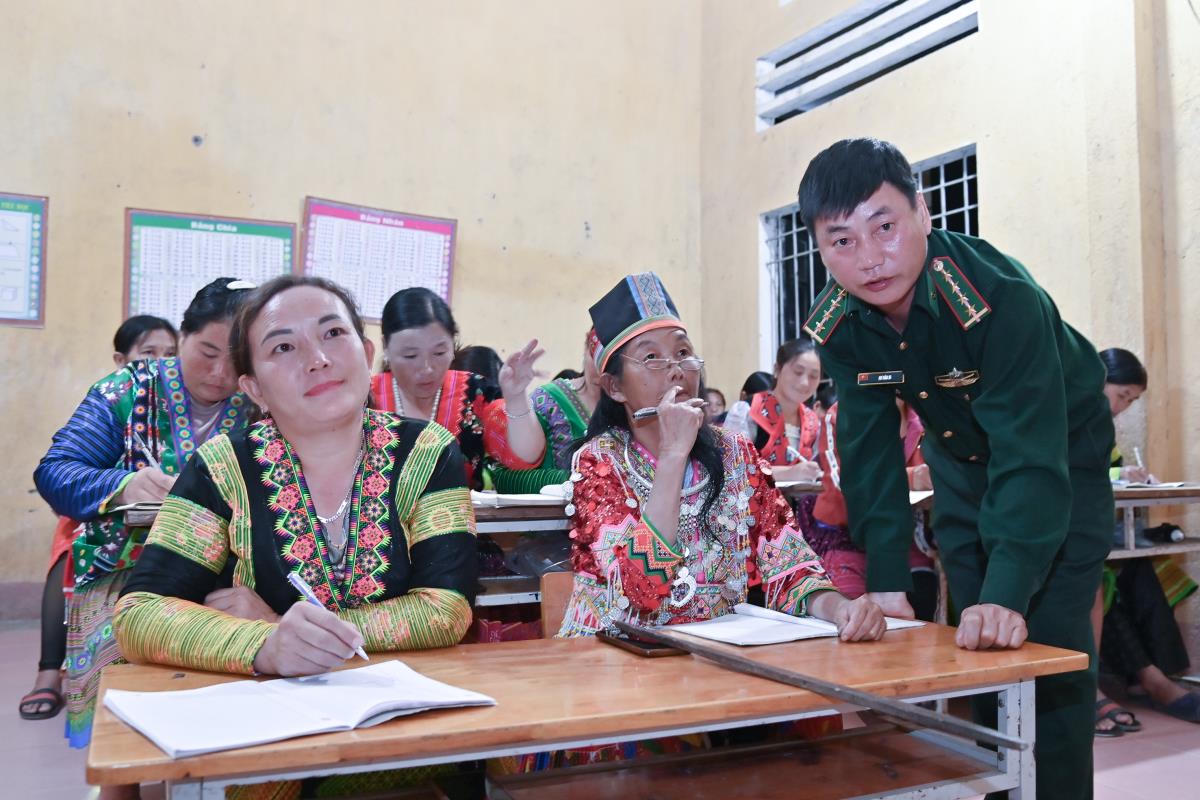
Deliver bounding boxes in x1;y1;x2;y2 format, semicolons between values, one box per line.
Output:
0;1;701;591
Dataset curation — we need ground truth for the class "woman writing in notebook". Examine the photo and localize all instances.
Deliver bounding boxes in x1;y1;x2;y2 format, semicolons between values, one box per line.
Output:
370;287;546;490
115;275;477;798
727;338;824;483
34;280;254;751
115;274;477;674
19;314;179;724
557;273;884;639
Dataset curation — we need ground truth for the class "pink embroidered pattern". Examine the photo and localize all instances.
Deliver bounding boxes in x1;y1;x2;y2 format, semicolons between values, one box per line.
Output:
251;410;399;611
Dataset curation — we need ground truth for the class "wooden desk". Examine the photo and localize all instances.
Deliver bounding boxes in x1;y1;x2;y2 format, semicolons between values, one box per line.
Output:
1111;485;1200;557
89;624;1083;799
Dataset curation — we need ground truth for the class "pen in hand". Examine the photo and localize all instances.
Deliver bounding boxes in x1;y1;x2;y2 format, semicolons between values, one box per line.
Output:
286;572;369;661
132;430;159;469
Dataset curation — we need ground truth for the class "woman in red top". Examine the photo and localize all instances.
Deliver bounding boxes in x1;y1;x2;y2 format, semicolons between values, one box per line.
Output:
369;288;545;490
809;399;937;618
737;339;823;483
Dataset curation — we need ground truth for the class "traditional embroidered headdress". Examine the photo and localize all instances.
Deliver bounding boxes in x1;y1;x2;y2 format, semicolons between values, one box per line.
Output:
589;273;685;371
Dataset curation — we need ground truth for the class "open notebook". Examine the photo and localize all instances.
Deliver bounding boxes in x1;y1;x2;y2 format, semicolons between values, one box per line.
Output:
103;660;495;758
669;603;925;646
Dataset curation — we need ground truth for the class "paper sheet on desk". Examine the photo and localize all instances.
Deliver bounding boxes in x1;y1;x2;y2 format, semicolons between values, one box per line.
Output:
1112;481;1197;489
669;603;924;646
471;488;567;507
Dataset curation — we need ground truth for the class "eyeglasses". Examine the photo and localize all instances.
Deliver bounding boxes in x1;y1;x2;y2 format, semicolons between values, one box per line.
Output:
620;354;705;372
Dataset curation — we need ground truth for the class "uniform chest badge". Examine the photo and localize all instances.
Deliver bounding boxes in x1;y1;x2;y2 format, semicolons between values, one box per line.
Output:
857;371;905;386
934;367;980;388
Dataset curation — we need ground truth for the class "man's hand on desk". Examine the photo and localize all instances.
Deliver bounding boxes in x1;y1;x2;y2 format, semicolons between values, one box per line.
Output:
253;602;364;676
866;591;915;620
955;604;1027;650
205;586;279;623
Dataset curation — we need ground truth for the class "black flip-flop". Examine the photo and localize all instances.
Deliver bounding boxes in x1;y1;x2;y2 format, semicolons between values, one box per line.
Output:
1096;699;1141;734
18;687;64;721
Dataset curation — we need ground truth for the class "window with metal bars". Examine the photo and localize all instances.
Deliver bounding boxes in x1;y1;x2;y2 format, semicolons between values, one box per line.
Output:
762;144;977;348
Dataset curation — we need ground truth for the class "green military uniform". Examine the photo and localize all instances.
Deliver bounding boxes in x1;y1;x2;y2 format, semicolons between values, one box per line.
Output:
806;227;1114;800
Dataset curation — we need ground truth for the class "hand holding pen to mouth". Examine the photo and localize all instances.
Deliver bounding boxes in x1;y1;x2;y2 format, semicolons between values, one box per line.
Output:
634;386;707;454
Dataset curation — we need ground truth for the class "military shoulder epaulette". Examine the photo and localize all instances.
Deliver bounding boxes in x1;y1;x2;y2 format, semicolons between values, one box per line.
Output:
929;256;991;330
802;281;849;345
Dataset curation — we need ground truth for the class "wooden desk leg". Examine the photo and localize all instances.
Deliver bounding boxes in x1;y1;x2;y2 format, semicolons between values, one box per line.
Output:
997;679;1037;799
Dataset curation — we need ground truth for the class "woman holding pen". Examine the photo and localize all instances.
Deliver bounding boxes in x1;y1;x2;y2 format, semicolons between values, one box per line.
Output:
114;276;478;798
33;280;254;752
114;276;475;684
727;339;824;483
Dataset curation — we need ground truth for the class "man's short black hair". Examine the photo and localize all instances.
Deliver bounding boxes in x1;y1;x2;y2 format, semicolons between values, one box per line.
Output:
798;138;919;229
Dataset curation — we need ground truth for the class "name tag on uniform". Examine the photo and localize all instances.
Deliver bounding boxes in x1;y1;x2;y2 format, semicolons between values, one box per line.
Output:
857;370;905;386
934;368;980;388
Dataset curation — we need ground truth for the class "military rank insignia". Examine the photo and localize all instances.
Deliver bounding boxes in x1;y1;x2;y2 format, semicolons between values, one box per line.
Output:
929;257;990;330
802;282;848;344
857;371;905;386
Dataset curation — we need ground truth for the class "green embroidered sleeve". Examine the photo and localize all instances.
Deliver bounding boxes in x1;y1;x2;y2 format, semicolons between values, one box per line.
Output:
114;592;273;675
115;437;276;674
340;588;472;651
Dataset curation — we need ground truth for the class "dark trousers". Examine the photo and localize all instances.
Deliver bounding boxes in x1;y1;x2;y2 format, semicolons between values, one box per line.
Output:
932;462;1112;800
1100;558;1191;681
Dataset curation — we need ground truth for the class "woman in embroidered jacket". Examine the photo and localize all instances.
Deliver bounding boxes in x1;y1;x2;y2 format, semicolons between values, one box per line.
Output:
728;338;824;484
33;279;254;749
370;287;546;490
559;273;884;640
115;274;474;671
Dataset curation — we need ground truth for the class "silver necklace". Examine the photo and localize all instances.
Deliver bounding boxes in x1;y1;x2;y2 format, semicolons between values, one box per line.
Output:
392;375;443;422
316;440;366;563
621;436;710;499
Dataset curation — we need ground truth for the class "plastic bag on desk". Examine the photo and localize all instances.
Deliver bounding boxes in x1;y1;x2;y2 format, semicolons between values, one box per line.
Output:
504;533;571;577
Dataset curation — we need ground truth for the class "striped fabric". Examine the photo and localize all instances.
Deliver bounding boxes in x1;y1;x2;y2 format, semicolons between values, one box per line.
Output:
34;387;128;519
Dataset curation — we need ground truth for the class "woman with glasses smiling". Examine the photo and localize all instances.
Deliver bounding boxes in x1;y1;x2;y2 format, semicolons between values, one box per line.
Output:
556;273;883;641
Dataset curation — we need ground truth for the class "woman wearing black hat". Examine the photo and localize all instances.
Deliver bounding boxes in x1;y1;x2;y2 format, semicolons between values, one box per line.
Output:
557;273;884;640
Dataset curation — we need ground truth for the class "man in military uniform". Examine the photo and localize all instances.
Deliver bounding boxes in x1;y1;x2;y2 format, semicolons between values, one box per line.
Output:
798;138;1113;800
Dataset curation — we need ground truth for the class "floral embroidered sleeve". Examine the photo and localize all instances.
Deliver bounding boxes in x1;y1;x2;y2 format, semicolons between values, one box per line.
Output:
114;442;274;675
567;445;684;614
742;439;836;615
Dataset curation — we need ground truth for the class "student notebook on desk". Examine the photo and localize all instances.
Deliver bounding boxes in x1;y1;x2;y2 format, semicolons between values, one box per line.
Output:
669;603;924;646
102;660;495;758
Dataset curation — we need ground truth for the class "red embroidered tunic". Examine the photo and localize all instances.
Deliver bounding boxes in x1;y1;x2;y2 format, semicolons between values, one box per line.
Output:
748;390;820;465
558;427;834;636
371;369;539;490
